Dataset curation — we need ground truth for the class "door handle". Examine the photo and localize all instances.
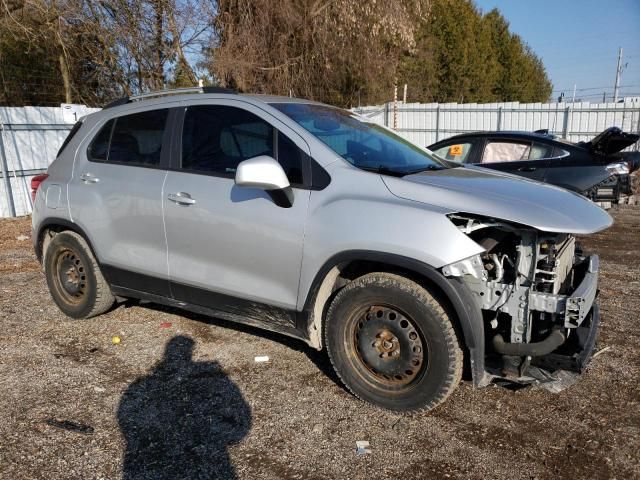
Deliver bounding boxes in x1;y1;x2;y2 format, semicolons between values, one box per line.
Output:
517;166;537;172
80;173;100;183
168;192;196;206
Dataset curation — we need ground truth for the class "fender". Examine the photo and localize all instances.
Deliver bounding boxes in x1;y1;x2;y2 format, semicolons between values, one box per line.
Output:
303;250;490;387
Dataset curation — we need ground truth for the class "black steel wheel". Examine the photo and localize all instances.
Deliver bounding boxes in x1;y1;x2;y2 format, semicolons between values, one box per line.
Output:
44;231;114;319
325;272;463;412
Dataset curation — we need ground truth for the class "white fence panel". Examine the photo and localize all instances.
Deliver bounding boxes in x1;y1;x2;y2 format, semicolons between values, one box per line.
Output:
1;101;639;218
0;105;100;217
354;101;640;150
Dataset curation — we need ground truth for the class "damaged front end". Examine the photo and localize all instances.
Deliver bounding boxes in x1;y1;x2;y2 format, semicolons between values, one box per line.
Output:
443;214;601;384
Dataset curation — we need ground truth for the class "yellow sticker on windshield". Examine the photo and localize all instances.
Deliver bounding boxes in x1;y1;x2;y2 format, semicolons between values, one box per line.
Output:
449;144;463;156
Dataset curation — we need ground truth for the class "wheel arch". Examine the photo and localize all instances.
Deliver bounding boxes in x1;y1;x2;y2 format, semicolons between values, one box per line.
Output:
303;250;489;387
35;218;98;264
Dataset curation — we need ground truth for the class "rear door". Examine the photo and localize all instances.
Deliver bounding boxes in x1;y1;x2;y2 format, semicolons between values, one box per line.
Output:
473;138;551;181
69;107;174;296
162;100;310;321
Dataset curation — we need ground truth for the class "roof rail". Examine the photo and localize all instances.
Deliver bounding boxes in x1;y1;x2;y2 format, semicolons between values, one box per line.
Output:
103;86;237;109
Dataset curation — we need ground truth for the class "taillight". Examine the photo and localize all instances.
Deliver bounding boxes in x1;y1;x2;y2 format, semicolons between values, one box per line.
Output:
31;174;49;202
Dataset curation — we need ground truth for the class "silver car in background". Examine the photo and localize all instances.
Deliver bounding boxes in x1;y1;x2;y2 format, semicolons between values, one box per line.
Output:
31;88;612;411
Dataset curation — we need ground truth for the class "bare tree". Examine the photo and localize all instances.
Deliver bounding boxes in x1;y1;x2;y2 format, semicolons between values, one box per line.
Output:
0;0;213;106
209;0;430;107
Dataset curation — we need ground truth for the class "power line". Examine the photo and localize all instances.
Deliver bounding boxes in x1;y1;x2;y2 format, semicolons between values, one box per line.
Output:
552;84;640;93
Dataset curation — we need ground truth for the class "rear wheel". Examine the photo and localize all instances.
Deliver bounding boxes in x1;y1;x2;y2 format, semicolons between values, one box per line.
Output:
44;231;114;319
324;272;463;412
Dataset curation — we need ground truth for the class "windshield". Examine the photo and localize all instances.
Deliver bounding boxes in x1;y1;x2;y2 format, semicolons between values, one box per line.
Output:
270;102;450;175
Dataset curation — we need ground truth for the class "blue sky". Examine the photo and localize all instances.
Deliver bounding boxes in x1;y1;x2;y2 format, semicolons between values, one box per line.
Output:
475;0;640;101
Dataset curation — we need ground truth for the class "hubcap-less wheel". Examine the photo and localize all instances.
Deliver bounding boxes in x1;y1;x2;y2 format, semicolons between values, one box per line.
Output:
55;249;88;304
354;306;425;385
324;272;463;411
44;231;114;319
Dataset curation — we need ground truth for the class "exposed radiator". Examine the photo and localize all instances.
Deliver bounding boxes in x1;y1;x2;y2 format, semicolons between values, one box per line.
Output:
535;236;576;294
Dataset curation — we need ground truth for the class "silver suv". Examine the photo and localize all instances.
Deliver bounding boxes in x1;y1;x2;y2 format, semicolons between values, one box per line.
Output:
32;88;612;411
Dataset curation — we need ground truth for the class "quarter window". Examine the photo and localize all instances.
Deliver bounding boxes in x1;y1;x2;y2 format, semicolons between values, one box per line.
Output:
529;142;554;160
88;120;114;162
181;105;304;184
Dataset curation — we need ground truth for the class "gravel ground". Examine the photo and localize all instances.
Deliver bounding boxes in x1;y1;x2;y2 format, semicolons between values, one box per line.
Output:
0;208;639;480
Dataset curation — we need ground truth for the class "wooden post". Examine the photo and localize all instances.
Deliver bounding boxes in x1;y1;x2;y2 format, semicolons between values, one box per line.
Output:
393;84;398;130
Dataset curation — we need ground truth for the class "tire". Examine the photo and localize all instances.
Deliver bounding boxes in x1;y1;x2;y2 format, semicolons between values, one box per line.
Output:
44;230;114;319
324;272;463;412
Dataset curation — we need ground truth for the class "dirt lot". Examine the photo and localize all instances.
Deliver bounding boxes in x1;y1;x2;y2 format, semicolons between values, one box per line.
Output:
0;208;639;480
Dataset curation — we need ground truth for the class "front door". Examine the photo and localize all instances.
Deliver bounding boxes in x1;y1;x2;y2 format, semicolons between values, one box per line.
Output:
162;102;310;324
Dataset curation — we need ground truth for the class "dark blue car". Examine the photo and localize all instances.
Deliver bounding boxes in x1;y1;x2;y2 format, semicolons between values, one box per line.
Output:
428;127;639;203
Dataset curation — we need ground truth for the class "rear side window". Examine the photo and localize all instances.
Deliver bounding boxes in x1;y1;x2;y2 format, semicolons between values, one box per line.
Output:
87;110;168;166
482;140;531;163
109;110;168;166
57;121;83;158
181;105;303;184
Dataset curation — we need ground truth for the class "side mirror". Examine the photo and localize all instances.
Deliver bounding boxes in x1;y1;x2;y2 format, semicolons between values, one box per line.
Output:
235;155;294;208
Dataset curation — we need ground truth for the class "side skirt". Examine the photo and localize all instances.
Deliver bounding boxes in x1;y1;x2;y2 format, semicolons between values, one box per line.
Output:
110;284;312;347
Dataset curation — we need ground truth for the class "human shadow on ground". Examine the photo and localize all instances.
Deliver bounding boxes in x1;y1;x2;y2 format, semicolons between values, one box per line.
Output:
117;335;251;480
132;301;346;391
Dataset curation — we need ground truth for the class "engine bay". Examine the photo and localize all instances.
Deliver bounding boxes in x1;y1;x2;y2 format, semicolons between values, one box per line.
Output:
443;214;600;382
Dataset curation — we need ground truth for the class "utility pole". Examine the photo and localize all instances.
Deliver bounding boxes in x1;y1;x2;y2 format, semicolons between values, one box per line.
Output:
614;47;623;102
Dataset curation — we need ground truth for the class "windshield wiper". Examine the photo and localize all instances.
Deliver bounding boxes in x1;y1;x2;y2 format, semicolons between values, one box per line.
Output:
402;165;445;176
358;165;407;177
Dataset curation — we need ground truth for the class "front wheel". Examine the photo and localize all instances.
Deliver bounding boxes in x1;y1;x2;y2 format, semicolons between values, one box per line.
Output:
324;272;463;412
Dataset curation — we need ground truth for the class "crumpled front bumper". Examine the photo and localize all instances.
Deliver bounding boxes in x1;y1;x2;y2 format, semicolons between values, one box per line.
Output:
529;255;599;328
505;254;602;375
532;302;600;373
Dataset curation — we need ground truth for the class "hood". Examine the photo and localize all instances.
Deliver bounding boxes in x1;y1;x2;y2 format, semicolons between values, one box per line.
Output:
583;127;639;155
382;166;613;234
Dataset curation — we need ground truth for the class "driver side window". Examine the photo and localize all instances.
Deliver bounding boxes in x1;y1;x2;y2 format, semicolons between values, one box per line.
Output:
181;105;303;184
431;142;473;163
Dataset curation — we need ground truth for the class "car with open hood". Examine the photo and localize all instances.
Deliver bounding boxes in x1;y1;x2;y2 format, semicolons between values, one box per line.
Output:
428;127;639;204
31;88;613;411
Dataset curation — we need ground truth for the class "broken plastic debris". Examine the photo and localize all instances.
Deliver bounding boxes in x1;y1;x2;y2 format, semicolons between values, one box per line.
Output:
254;355;270;363
111;336;121;345
356;440;371;455
159;322;173;329
535;369;580;393
16;234;29;241
592;346;611;359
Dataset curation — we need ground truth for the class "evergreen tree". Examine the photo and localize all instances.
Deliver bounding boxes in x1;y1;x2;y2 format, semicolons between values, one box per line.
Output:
399;2;552;104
